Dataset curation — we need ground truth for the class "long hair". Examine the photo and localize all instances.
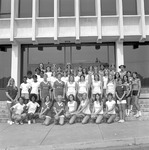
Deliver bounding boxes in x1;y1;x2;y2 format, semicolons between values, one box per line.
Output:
7;78;16;89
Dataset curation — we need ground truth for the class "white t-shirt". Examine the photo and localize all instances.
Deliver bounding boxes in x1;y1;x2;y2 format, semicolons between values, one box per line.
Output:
103;76;108;89
50;76;57;87
106;81;115;95
61;77;68;85
27;78;33;85
30;82;40;95
26;101;40;114
12;103;25;115
20;83;30;94
75;76;80;83
38;77;44;83
68;101;76;113
106;100;116;115
93;101;103;114
81;100;91;114
92;80;102;94
78;81;87;94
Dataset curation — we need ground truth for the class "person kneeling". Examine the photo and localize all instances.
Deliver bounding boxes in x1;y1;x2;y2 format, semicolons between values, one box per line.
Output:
53;95;65;125
91;94;104;124
104;93;116;124
74;93;91;124
39;96;53;126
11;97;27;125
65;94;78;124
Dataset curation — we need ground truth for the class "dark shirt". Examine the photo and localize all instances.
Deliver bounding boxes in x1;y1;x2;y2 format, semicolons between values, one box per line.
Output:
116;85;126;100
6;86;18;101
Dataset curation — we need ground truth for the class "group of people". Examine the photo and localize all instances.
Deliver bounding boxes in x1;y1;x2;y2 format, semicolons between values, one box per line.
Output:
6;63;141;125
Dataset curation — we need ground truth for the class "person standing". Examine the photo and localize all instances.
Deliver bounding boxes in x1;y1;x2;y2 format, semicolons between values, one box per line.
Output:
5;78;18;125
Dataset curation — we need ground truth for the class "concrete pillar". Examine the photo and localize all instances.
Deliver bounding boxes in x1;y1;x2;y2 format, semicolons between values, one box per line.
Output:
116;0;124;40
54;0;58;41
75;0;80;41
116;41;124;72
11;43;21;88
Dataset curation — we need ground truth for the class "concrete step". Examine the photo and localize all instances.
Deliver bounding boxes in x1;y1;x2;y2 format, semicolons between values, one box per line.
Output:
0;118;8;123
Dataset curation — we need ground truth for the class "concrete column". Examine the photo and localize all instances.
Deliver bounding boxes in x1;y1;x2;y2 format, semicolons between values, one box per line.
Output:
11;43;21;88
32;0;39;42
116;0;124;40
10;0;19;42
115;41;124;72
137;0;146;40
96;0;102;41
54;0;58;41
75;0;80;41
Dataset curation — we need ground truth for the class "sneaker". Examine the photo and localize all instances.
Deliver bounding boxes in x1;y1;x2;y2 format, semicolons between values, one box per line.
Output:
28;120;31;124
121;120;125;123
20;121;23;125
7;120;11;124
15;121;19;125
9;121;14;125
138;111;142;117
118;120;122;123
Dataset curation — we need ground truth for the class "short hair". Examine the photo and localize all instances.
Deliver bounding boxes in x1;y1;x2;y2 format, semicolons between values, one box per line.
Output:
32;75;37;79
107;93;113;97
27;71;32;75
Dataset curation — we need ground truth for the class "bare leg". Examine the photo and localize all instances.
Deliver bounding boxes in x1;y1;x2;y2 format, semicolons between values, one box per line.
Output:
122;104;126;120
118;104;122;120
69;115;77;124
82;115;90;124
107;114;116;124
59;116;65;125
96;115;103;124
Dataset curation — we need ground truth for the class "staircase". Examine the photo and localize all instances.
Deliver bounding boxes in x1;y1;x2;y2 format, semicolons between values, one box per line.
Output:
0;88;149;123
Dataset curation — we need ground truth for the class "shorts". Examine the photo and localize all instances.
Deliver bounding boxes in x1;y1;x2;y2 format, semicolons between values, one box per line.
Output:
117;100;126;104
7;100;12;104
132;90;138;96
21;93;29;99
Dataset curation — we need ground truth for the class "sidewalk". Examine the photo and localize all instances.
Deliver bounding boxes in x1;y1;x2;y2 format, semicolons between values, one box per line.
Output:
0;120;149;150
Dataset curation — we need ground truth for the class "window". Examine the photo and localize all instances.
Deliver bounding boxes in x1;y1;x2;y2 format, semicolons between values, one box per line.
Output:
39;0;54;17
144;0;149;15
123;0;137;15
59;0;74;17
19;0;32;18
0;0;11;18
101;0;116;16
80;0;95;16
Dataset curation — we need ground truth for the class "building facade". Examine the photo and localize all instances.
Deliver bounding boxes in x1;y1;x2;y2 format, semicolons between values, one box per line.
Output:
0;0;149;100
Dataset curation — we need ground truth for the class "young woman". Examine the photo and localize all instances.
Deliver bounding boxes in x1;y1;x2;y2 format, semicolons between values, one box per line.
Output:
53;73;65;100
77;75;89;101
104;93;116;124
30;75;40;101
65;94;78;124
75;93;91;124
11;97;26;125
123;75;132;116
119;65;126;79
35;67;41;81
39;95;53;126
114;72;121;85
102;69;109;99
50;71;57;88
45;66;52;81
91;74;103;100
38;71;44;83
53;95;65;125
26;94;40;124
106;74;116;98
132;72;141;117
66;75;77;98
39;63;45;73
20;76;31;104
39;74;52;107
91;94;104;124
115;78;127;123
61;71;68;85
126;71;133;83
5;78;18;125
99;64;105;77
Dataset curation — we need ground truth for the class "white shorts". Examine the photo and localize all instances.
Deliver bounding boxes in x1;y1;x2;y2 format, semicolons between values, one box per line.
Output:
117;100;126;104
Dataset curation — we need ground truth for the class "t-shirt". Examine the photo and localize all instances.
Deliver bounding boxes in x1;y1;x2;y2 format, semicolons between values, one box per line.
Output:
116;85;126;100
12;103;25;115
106;100;116;115
26;101;40;114
6;86;18;101
53;80;65;97
30;81;40;95
53;102;65;115
27;78;33;85
20;82;30;94
40;81;51;98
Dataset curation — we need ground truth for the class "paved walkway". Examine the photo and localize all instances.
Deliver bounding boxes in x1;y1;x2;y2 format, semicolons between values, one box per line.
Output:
0;120;149;150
